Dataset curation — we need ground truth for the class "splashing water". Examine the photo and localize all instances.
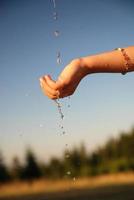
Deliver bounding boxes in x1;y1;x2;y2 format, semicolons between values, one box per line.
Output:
51;0;72;181
54;30;60;37
52;0;65;136
53;11;58;20
54;99;64;120
67;96;71;108
56;51;61;64
52;0;56;8
59;125;64;129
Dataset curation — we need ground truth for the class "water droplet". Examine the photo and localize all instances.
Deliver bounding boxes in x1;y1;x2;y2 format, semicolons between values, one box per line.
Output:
52;0;56;8
67;96;71;108
53;11;58;20
54;99;64;120
54;30;60;37
59;125;63;129
39;124;43;128
67;171;71;175
61;114;64;119
56;51;61;64
62;131;66;135
57;57;61;65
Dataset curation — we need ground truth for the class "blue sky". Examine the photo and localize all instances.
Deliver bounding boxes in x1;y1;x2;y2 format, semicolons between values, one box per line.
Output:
0;0;134;164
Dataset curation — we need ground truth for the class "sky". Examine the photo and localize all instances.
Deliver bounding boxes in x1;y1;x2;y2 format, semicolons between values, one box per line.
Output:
0;0;134;164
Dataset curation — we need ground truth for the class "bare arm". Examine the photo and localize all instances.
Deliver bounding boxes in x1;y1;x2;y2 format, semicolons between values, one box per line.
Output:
40;46;134;99
82;46;134;74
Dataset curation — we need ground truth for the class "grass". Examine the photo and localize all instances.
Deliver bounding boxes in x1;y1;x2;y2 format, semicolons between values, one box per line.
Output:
0;173;134;200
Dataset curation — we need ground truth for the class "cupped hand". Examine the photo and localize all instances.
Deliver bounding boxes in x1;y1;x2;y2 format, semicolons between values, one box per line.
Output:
39;58;88;99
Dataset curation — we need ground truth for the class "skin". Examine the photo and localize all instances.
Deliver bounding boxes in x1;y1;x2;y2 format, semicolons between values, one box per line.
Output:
39;46;134;99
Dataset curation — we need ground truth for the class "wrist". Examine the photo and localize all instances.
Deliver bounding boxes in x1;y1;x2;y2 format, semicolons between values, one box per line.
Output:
80;56;95;75
72;58;90;77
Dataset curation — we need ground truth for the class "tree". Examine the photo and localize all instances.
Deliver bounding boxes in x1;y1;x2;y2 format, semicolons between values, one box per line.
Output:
22;149;42;181
11;156;23;180
47;157;64;179
87;151;102;176
0;151;10;183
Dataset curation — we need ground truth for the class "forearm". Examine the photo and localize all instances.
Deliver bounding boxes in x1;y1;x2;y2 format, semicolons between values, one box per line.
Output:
81;46;134;75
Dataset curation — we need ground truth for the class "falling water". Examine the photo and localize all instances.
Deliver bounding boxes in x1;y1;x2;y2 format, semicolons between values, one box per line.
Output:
51;0;65;135
56;51;62;64
54;30;60;37
52;0;56;8
51;0;73;179
53;11;58;20
54;99;64;120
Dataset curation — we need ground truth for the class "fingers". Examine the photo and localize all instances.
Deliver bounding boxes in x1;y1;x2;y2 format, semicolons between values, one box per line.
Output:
45;75;61;90
39;75;71;99
40;76;60;100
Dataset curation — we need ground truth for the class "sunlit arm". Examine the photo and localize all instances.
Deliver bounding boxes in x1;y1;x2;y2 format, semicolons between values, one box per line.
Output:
82;46;134;74
40;46;134;99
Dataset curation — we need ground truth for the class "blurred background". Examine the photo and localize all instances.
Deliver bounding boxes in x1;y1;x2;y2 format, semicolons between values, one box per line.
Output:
0;0;134;199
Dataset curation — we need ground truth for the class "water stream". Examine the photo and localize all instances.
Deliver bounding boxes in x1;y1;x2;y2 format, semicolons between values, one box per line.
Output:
51;0;75;181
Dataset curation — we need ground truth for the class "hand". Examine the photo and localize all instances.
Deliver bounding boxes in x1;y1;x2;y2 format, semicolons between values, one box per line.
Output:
39;58;89;99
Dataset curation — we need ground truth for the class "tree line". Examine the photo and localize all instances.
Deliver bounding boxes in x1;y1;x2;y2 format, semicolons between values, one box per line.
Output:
0;126;134;184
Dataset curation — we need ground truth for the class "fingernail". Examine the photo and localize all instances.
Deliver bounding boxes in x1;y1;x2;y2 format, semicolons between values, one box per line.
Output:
40;78;44;83
40;80;44;87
